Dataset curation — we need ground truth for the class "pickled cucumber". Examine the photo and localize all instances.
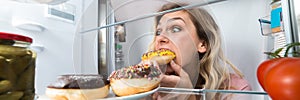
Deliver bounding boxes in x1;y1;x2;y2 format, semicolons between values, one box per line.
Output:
10;52;34;76
0;45;28;57
0;56;17;88
0;91;24;100
0;41;36;100
20;90;35;100
15;63;35;91
0;80;12;94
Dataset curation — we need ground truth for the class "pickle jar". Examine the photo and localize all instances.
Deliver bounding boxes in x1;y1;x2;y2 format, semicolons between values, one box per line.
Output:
0;32;36;100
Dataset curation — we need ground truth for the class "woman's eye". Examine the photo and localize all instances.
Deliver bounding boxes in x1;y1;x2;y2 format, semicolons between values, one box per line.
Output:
171;26;181;33
155;30;162;36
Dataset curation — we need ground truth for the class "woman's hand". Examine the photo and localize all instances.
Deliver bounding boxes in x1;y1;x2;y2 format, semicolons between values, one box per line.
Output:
152;61;195;100
160;61;193;88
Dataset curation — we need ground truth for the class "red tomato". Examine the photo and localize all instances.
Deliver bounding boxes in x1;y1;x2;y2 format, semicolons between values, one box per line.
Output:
256;58;290;90
264;57;300;100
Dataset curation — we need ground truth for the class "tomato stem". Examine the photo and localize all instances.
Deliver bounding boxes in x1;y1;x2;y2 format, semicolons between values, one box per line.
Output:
284;42;300;57
265;42;300;58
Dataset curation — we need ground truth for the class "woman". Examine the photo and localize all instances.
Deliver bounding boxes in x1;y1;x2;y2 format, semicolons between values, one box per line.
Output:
148;3;252;100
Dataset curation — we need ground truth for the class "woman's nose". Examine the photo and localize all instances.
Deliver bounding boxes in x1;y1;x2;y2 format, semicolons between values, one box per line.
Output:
156;35;169;44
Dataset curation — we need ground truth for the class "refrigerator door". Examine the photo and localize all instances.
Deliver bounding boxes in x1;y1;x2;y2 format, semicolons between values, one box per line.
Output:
281;0;300;51
290;0;300;43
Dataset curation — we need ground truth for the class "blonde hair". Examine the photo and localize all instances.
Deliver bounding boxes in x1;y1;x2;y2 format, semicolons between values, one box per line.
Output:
149;3;244;100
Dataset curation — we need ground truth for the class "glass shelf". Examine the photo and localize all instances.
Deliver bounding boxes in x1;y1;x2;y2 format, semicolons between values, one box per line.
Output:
80;0;227;34
157;87;269;100
36;87;270;100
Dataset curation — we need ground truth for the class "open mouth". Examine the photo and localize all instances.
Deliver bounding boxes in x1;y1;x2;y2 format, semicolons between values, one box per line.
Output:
159;48;177;60
158;48;174;53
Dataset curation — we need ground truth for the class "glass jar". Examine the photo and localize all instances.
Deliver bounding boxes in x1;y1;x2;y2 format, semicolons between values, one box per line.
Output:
0;32;36;100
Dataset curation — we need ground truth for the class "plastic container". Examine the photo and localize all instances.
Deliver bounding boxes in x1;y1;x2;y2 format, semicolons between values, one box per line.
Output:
0;32;36;100
115;44;124;70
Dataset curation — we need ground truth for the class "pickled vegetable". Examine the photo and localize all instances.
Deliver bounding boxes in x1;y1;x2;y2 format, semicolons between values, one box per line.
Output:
15;60;35;91
0;91;24;100
0;42;36;100
0;45;29;57
0;80;12;94
10;51;34;76
0;56;17;88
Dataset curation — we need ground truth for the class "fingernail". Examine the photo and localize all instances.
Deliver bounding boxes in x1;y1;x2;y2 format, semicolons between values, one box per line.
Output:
170;61;175;66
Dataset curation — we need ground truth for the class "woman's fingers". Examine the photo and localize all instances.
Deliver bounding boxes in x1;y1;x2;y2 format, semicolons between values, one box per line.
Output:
169;61;182;76
160;61;190;87
160;75;180;87
152;92;159;100
169;61;193;88
169;61;189;78
152;92;165;100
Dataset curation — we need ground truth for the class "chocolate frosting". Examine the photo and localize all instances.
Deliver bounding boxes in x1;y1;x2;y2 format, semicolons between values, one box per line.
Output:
110;64;161;79
47;74;109;89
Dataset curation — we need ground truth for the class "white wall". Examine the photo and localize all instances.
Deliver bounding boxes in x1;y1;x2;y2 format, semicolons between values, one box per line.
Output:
208;0;270;92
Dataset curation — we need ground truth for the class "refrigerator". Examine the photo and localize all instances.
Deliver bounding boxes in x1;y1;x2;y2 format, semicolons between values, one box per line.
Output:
1;0;298;99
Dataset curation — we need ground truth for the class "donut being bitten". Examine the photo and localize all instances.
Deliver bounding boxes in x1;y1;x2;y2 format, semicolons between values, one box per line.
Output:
141;49;176;65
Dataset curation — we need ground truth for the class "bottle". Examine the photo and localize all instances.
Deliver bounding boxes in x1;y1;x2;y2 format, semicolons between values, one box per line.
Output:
0;32;36;100
115;44;124;69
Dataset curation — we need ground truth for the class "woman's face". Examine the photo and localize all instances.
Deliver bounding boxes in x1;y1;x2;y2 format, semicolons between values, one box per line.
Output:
154;10;203;70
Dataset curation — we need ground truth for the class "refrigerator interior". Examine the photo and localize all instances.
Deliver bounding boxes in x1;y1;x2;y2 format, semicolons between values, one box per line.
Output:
107;0;271;95
0;0;291;99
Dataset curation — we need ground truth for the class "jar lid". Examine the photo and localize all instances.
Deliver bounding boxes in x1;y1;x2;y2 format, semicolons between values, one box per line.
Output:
0;32;32;43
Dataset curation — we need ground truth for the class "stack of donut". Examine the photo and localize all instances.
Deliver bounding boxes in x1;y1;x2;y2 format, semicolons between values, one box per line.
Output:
109;49;176;96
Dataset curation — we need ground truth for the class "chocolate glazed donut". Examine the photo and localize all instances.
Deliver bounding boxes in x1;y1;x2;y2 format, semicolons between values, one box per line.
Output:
109;49;175;96
46;74;110;100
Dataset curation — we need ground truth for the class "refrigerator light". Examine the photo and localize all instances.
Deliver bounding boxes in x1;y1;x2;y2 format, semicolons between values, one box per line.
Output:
46;3;76;23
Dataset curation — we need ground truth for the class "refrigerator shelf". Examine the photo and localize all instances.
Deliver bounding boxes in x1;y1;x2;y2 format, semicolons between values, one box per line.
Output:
79;0;227;34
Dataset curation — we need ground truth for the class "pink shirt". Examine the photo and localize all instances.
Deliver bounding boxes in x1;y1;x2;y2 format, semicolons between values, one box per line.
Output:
229;73;252;90
222;74;252;100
